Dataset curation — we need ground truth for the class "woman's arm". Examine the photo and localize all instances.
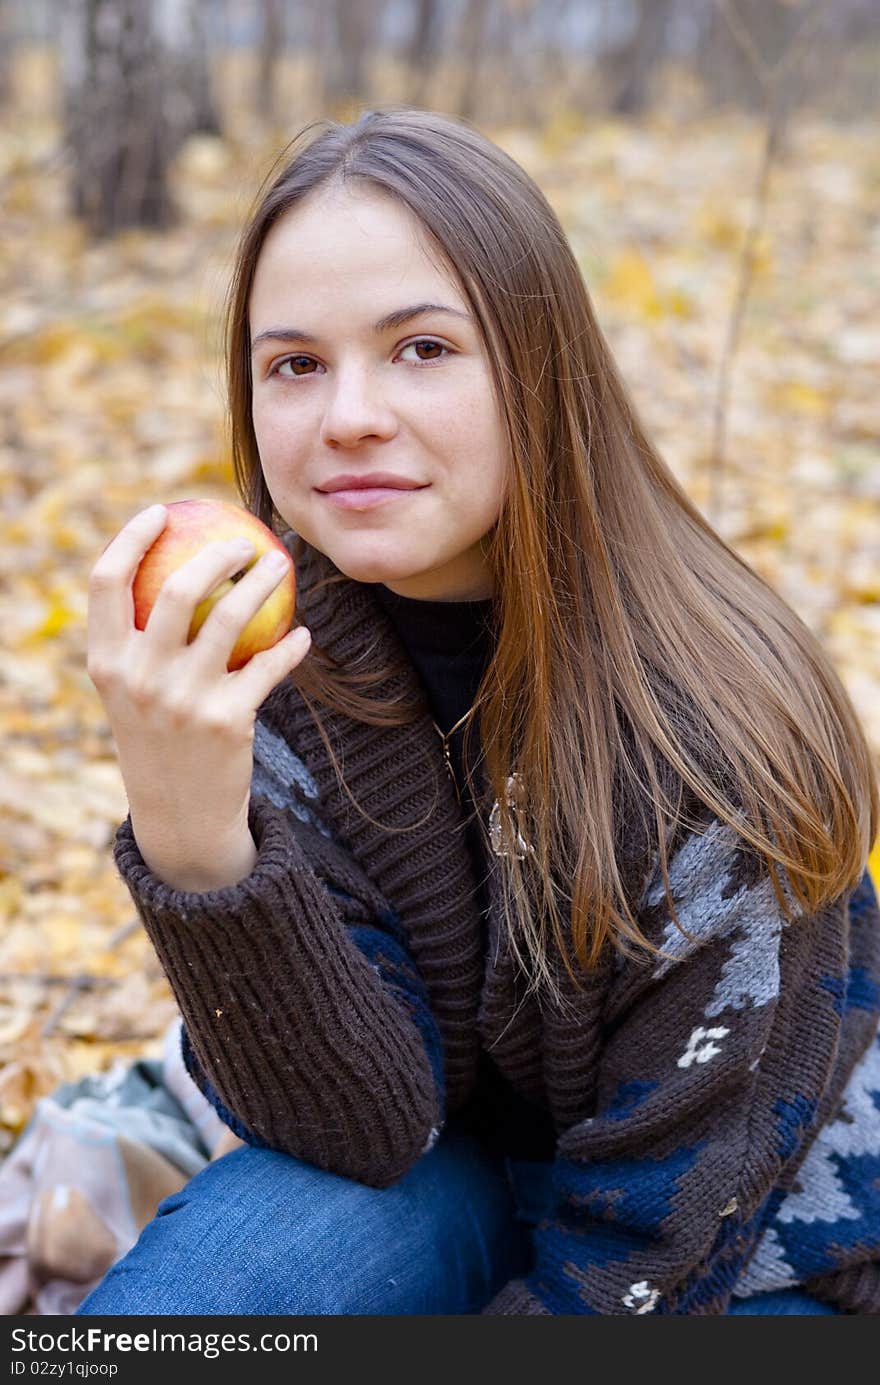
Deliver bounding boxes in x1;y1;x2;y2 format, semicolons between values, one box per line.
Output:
113;791;446;1189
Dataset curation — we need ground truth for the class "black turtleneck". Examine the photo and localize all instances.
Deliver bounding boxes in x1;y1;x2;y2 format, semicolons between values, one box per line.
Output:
370;582;557;1162
371;581;494;927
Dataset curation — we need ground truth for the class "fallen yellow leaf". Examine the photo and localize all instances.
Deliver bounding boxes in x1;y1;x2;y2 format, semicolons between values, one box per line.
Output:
869;837;880;895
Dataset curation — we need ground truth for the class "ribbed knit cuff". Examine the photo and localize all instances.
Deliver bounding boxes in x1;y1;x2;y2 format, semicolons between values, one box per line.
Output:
113;795;441;1188
481;1278;553;1315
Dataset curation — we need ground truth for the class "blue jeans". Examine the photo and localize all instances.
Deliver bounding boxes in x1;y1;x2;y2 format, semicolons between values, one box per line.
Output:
75;1120;839;1316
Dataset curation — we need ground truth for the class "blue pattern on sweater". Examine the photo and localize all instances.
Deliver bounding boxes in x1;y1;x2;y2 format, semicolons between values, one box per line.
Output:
519;1144;707;1312
820;967;880;1017
346;919;446;1117
739;1025;880;1293
556;1141;705;1236
778;1149;880;1276
850;868;879;922
774;1094;819;1162
606;1079;659;1120
671;1204;763;1312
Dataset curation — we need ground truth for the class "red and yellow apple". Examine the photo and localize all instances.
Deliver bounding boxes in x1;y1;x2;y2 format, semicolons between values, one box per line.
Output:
132;498;296;672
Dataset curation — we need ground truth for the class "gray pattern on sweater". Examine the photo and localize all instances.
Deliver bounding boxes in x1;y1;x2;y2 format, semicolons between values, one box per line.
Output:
733;1031;880;1296
732;1226;798;1296
777;1033;880;1225
251;719;332;838
647;817;792;1015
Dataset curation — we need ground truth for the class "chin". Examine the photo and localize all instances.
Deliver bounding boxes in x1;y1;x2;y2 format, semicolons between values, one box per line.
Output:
319;539;429;587
334;557;419;586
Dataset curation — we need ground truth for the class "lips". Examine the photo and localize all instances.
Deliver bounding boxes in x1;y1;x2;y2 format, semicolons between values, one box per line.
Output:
318;486;426;511
316;472;425;493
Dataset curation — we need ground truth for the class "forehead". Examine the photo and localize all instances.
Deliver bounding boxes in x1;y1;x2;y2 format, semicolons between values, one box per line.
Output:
250;186;462;310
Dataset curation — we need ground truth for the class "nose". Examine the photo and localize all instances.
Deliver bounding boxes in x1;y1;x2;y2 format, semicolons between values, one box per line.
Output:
319;364;398;449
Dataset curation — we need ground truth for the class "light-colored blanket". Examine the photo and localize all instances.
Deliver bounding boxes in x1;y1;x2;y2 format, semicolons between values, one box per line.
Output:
0;1017;242;1315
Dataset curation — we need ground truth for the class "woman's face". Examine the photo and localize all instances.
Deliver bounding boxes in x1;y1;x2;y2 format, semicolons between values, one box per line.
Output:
248;184;509;601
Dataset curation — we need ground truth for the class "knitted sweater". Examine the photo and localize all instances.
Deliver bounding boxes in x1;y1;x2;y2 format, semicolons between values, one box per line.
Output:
369;580;558;1162
112;534;880;1315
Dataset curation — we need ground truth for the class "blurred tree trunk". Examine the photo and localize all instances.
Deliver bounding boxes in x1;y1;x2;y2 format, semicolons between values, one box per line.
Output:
404;0;441;106
184;0;222;135
604;0;673;115
324;0;381;118
492;0;551;126
507;0;549;125
60;0;176;236
59;0;213;239
256;0;283;125
0;0;13;108
457;0;493;121
534;0;575;116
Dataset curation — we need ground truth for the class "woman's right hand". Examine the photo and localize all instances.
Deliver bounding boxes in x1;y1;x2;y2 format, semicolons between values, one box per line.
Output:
86;504;312;889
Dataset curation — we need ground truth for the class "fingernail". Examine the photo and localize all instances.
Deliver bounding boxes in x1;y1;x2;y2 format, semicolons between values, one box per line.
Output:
265;550;288;570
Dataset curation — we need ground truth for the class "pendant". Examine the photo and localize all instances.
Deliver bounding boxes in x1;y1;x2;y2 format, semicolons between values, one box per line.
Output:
432;721;461;804
488;772;533;859
441;748;461;804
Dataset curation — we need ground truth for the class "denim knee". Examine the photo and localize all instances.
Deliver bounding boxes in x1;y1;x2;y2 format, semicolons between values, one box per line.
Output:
78;1144;323;1315
77;1127;530;1316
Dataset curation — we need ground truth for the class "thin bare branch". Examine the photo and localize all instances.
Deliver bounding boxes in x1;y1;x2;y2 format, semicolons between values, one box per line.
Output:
706;0;828;528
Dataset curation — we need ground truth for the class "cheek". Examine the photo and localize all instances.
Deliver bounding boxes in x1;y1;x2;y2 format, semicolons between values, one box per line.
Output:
252;393;280;436
454;469;505;538
252;404;303;470
250;398;272;453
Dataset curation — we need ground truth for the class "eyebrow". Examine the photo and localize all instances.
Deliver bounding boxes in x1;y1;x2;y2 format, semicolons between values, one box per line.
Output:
250;303;471;352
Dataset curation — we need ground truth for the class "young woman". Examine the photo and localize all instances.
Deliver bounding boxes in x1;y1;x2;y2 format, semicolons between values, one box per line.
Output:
79;107;880;1316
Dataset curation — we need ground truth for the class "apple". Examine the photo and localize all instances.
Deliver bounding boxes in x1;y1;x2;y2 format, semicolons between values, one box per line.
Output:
132;498;296;672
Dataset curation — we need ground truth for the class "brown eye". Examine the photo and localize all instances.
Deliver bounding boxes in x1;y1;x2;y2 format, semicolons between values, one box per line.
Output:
274;356;316;377
402;340;450;364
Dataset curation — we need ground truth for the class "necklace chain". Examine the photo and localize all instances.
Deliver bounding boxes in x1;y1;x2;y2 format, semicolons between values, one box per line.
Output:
433;706;475;744
430;706;477;804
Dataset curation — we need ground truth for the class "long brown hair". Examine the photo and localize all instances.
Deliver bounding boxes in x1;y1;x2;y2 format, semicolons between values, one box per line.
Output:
223;105;878;1010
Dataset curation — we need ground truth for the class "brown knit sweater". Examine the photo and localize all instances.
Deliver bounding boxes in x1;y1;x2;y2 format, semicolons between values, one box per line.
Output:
112;534;880;1314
